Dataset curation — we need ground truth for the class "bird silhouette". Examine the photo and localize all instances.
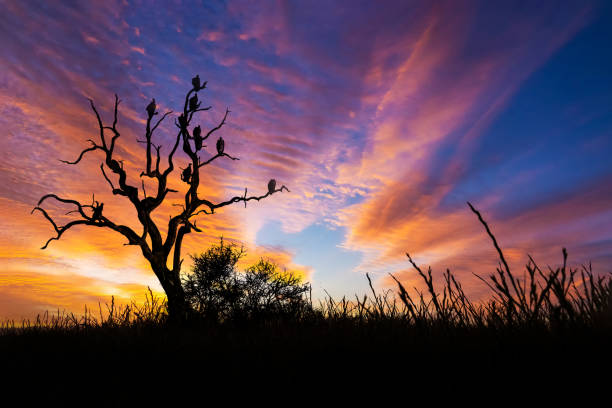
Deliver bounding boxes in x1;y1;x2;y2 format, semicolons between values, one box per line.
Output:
193;125;203;150
146;99;156;118
268;179;276;194
216;137;224;155
189;94;199;111
192;75;201;91
178;114;187;129
92;202;104;221
181;163;192;183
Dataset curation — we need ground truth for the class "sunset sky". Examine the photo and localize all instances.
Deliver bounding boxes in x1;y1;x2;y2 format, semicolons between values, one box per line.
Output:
1;0;611;319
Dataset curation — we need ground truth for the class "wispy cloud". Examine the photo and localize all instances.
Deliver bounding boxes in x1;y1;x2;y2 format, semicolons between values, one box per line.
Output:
0;0;609;317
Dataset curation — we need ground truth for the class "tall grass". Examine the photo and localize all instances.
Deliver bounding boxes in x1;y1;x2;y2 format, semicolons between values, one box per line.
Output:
317;203;612;331
2;203;611;334
0;288;167;335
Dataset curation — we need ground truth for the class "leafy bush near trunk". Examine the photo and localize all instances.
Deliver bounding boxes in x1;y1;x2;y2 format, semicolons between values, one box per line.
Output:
182;239;311;321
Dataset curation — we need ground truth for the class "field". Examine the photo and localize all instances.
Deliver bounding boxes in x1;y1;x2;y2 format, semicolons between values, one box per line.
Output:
2;205;611;400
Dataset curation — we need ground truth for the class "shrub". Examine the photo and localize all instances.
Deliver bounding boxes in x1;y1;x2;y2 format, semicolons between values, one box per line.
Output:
182;239;312;321
242;259;311;318
182;238;245;319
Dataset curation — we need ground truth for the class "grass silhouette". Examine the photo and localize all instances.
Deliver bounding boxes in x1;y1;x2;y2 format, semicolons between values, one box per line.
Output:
2;203;612;396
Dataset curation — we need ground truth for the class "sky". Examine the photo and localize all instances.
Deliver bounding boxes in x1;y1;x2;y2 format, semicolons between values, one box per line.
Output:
1;0;611;319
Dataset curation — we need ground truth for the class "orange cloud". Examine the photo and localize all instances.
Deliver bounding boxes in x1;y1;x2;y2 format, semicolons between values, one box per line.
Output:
332;4;596;297
0;269;161;321
130;46;145;55
0;0;604;319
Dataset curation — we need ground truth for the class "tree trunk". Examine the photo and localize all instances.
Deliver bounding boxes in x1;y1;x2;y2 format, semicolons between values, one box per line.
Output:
152;263;189;323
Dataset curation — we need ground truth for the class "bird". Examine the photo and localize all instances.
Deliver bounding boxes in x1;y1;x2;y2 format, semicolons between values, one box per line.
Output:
181;163;192;183
268;179;276;195
146;99;156;118
92;202;104;221
189;94;199;111
193;126;203;150
192;75;201;91
178;114;187;129
216;137;224;155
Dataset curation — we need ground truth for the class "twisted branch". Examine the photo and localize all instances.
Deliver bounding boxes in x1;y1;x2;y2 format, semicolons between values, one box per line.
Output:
210;185;290;211
198;152;239;168
203;108;230;142
60;139;101;165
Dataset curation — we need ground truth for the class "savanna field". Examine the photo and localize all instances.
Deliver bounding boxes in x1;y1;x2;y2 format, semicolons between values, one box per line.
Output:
3;209;612;396
2;1;612;402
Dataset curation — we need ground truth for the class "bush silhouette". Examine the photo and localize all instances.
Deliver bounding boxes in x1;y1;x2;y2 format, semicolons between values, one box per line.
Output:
242;259;311;318
182;239;244;319
182;239;311;321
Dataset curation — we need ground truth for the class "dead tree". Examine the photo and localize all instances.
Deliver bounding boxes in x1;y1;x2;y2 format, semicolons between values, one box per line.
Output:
32;76;289;320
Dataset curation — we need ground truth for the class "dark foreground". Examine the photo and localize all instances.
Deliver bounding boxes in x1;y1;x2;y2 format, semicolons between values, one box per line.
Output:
2;320;611;404
3;224;612;402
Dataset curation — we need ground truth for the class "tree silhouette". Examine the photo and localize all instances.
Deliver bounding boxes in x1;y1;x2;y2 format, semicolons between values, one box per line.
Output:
32;76;289;320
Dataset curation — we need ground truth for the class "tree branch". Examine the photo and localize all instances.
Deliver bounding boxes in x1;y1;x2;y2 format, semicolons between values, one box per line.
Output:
198;152;239;168
208;185;290;211
203;108;230;142
60;139;102;165
163;130;182;178
32;209;93;249
36;194;90;219
89;98;107;150
187;106;212;123
33;194;143;250
151;111;173;134
100;164;123;195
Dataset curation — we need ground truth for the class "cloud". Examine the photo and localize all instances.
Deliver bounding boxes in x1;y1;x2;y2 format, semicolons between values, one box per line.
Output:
197;31;225;43
0;269;160;320
333;2;597;294
0;0;607;318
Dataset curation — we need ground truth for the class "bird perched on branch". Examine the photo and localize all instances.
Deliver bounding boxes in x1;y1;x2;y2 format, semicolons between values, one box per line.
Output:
192;75;202;91
193;125;203;151
146;99;156;118
181;163;192;183
216;137;224;155
92;202;104;221
189;94;200;111
268;179;276;195
178;114;187;130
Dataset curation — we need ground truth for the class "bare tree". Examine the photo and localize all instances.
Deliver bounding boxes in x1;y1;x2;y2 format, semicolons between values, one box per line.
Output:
32;76;289;320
